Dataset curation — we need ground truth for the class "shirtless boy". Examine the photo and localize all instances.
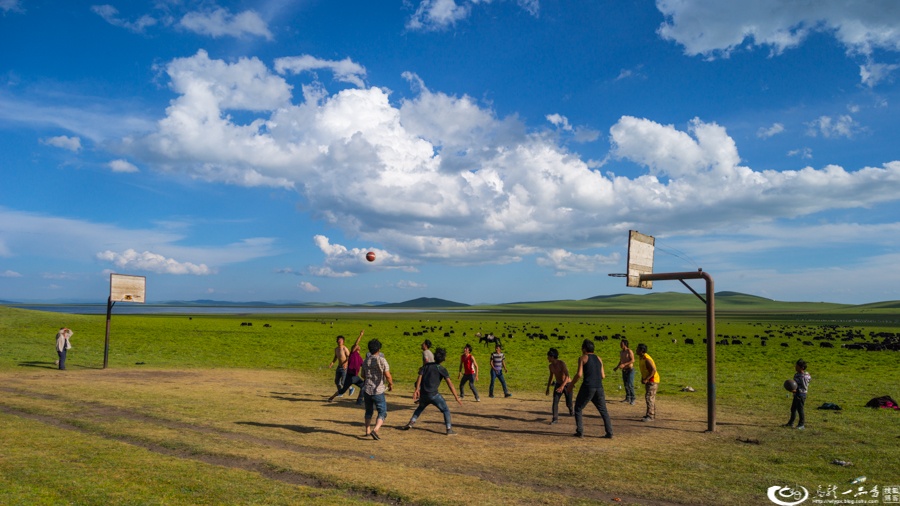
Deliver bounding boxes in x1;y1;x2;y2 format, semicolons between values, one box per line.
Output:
328;335;350;393
545;347;573;424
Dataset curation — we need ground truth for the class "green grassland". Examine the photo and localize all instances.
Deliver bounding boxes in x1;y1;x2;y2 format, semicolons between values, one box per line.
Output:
1;302;898;505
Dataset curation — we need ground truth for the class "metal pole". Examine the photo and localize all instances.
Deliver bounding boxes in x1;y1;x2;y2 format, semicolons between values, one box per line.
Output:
640;270;716;432
104;296;112;369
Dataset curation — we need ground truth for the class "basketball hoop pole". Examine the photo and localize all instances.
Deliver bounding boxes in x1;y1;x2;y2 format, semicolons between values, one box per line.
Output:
104;296;115;369
640;269;716;432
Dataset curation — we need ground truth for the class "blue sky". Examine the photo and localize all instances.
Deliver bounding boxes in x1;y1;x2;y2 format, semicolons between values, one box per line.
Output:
3;0;900;305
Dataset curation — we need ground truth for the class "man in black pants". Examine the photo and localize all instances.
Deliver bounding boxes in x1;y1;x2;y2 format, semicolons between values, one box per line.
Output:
400;347;462;435
570;339;613;439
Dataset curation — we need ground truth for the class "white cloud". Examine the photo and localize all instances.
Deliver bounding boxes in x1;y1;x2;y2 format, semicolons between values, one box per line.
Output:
308;235;413;277
756;123;784;139
108;159;139;173
179;7;272;40
0;93;156;143
536;249;620;275
656;0;900;85
91;4;157;33
41;135;82;151
860;61;900;87
0;208;277;269
396;280;427;289
787;147;813;159
407;0;539;31
96;249;212;275
1;269;22;277
275;55;366;88
120;52;900;273
806;115;859;138
1;0;22;13
298;281;319;292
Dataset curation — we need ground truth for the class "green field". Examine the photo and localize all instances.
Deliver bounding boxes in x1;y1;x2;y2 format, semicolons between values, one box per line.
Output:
1;303;898;505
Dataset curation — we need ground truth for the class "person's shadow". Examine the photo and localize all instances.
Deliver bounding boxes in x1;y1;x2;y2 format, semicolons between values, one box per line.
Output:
17;361;58;369
235;421;353;438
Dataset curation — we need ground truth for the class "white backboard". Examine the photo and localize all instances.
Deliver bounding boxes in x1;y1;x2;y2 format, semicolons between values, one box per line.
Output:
627;230;654;289
110;273;146;303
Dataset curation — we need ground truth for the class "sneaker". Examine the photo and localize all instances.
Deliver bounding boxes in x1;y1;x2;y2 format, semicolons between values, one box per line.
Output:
573;432;584;438
782;423;793;428
338;394;344;398
446;428;457;436
641;416;652;422
602;433;613;439
549;419;558;425
349;386;355;395
371;431;380;441
796;425;805;430
504;393;513;398
489;394;495;398
629;400;635;405
399;424;412;431
475;397;481;402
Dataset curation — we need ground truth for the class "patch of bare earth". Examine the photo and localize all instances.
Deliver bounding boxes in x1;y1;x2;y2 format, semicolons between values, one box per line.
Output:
1;369;717;505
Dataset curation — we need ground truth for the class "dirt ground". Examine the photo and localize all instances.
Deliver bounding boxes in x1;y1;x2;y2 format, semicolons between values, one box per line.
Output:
1;367;730;505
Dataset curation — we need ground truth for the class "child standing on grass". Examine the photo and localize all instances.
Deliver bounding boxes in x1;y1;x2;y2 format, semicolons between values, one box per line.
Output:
545;348;572;424
458;344;480;401
784;359;811;430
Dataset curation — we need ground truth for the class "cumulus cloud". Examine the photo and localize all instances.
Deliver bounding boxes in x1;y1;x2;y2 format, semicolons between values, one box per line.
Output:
308;235;413;277
91;4;157;33
788;147;813;159
121;52;900;273
1;269;22;277
275;55;366;88
41;135;82;151
298;281;319;292
656;0;900;85
756;123;784;139
108;159;139;173
806;115;859;138
407;0;539;31
179;7;272;40
536;249;620;276
860;61;900;87
96;249;212;275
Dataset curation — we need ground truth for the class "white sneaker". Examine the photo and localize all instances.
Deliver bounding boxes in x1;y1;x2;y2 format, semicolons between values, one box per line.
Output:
349;386;355;395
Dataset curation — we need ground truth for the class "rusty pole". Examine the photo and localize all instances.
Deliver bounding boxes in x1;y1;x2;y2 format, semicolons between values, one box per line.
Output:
640;270;716;432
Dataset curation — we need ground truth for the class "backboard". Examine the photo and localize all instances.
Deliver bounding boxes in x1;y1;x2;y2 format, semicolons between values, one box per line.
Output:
627;230;655;289
110;273;146;303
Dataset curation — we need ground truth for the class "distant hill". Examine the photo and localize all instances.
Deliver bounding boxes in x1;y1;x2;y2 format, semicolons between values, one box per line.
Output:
487;291;851;313
379;297;469;308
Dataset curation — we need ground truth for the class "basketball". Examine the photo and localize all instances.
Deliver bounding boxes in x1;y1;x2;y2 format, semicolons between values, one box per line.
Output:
366;251;376;262
783;379;797;391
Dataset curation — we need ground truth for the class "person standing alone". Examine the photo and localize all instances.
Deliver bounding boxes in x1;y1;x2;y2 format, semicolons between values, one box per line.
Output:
55;327;72;370
613;339;636;405
636;343;660;422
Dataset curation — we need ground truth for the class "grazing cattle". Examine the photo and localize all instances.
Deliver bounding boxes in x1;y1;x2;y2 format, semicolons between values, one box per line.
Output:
717;339;729;345
730;339;742;345
684;338;694;345
781;343;789;348
802;341;814;346
819;342;834;348
263;323;271;328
